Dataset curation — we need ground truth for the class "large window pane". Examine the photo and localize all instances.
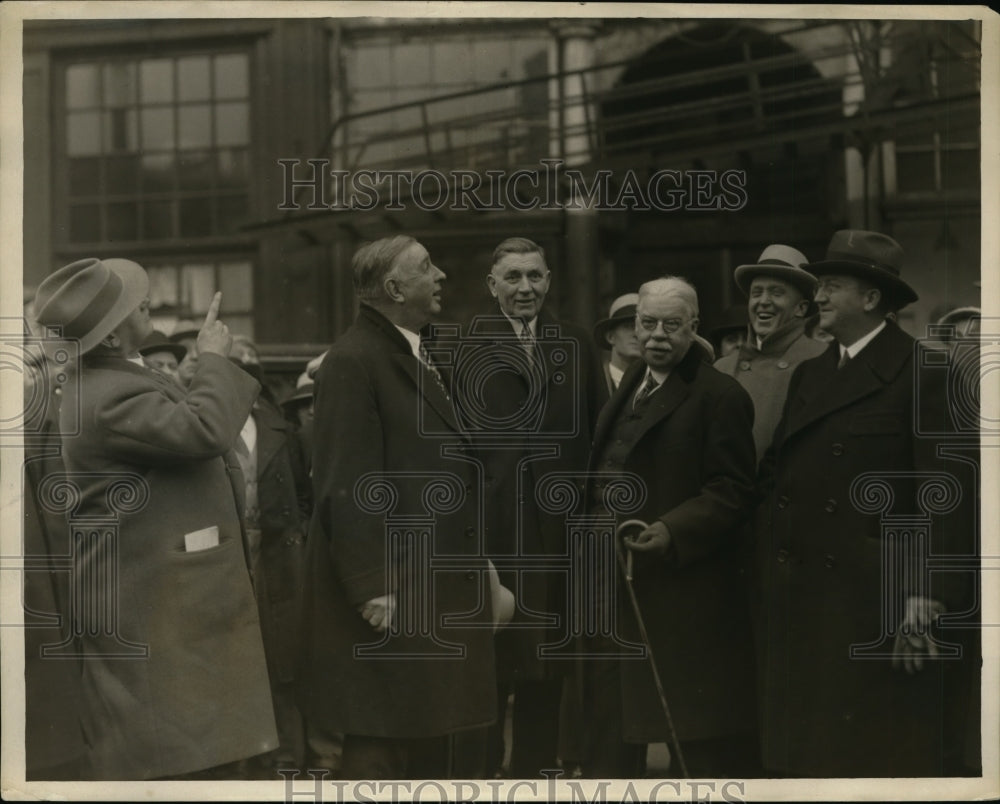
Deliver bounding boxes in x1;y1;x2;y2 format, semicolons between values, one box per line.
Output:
147;264;179;309
215;195;248;233
178;150;213;190
215;101;249;146
942;149;979;190
69;204;101;242
180;263;216;313
895;152;936;192
66;64;100;109
69;157;101;196
103;62;136;107
106;154;139;194
103;108;138;152
107;202;138;240
179;198;213;237
141;107;175;150
140;58;174;103
142;200;174;239
178;104;212;149
214;54;249;99
219;260;253;310
395;44;432;88
216;148;248;189
354;46;392;89
141;153;175;191
67;111;101;156
431;42;474;85
178;56;211;101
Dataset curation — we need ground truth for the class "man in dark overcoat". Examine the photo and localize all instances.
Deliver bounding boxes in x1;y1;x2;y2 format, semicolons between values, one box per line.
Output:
582;276;760;779
34;258;277;780
297;236;497;779
455;237;603;778
754;230;968;776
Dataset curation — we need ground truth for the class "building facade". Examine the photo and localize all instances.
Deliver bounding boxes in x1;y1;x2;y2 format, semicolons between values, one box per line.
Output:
23;16;982;368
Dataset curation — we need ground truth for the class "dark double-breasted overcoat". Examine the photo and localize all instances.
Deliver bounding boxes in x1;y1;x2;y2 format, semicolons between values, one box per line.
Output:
59;352;277;779
588;344;759;743
754;321;967;776
297;304;497;739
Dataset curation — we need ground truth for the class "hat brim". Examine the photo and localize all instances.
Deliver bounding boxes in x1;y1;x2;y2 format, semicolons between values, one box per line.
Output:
806;259;919;308
733;264;818;299
592;313;636;350
139;342;187;361
79;260;149;354
281;390;315;409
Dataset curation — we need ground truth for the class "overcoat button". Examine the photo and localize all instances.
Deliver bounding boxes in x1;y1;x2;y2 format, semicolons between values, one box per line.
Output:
776;549;789;563
739;361;751;371
465;571;476;580
824;555;836;568
832;443;844;456
824;498;838;513
465;526;475;538
777;495;789;509
777;360;789;369
518;496;525;504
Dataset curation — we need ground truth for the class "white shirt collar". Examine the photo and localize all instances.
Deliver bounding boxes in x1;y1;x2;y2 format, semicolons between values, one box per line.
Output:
502;311;537;337
240;412;257;453
841;320;887;360
608;362;625;388
393;324;423;360
128;355;146;367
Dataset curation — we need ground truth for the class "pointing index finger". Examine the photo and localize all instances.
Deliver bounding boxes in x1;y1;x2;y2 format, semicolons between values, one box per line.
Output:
203;292;222;327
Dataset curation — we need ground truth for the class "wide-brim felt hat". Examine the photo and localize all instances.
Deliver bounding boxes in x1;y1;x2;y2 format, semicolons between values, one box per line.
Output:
709;304;750;341
34;257;149;355
169;320;202;343
593;292;639;350
281;380;315;411
138;329;187;361
805;229;918;309
734;244;816;300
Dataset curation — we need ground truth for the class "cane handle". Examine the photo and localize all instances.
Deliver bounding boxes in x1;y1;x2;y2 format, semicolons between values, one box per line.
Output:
616;519;647;581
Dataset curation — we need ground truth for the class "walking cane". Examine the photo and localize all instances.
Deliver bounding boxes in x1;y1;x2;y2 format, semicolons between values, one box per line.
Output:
615;519;689;778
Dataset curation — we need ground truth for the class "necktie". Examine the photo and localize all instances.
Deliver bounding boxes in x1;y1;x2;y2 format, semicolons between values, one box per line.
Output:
837;350;851;370
519;320;535;361
419;339;450;399
633;372;659;410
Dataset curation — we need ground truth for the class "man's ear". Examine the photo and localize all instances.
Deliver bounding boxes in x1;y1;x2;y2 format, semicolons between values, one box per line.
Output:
690;317;700;333
486;273;498;299
793;299;810;319
100;330;121;349
605;330;616;348
863;287;882;312
383;275;405;304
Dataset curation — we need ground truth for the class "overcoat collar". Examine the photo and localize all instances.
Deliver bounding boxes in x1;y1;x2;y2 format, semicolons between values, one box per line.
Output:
80;352;185;397
591;342;703;464
737;317;808;360
783;320;913;440
252;399;289;472
473;304;567;385
358;303;466;439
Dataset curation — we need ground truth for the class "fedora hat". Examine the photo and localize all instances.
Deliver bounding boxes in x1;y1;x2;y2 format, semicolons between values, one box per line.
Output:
708;304;750;342
34;258;149;355
593;293;639;350
138;329;187;362
733;244;816;300
169;320;202;344
806;230;918;309
281;379;315;412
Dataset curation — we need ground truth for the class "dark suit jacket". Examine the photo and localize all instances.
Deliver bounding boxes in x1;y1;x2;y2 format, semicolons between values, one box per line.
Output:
454;307;604;679
588;344;758;743
251;398;307;685
754;321;969;776
297;304;496;739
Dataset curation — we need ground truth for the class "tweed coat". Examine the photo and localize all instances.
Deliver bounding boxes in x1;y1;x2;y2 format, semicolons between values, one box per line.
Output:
58;351;277;779
297;304;497;739
455;307;604;679
250;398;307;685
754;321;966;776
588;344;759;743
714;319;826;461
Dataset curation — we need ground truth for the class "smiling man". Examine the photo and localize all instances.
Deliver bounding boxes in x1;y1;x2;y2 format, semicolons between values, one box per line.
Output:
714;245;826;461
461;237;603;779
582;276;759;778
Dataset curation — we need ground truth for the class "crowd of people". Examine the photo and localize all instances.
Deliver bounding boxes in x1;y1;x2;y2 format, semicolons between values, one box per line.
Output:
22;230;981;781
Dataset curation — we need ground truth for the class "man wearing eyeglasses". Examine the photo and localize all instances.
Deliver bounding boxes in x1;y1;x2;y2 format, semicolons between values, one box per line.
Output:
581;276;759;778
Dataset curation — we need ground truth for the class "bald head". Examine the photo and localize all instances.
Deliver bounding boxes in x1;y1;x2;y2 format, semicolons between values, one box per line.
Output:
638;276;699;318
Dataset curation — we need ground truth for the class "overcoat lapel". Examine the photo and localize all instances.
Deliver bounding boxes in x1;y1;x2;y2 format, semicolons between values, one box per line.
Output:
783;324;912;441
253;402;288;474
